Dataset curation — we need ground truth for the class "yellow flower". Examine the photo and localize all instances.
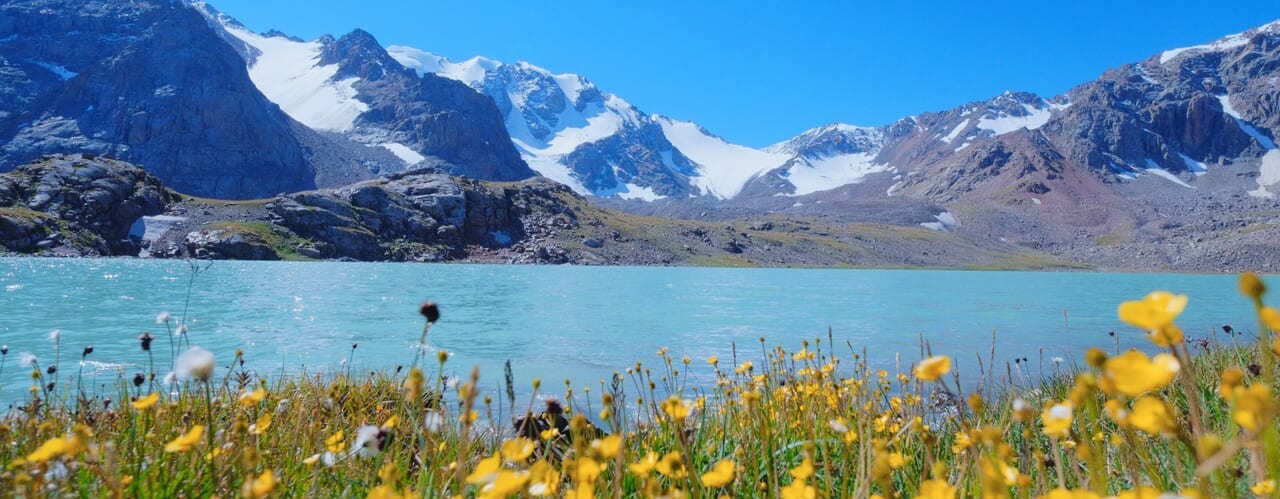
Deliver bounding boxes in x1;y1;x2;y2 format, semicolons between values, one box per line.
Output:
132;392;160;411
781;479;817;499
1111;486;1164;499
1101;350;1180;396
325;431;345;453
661;396;693;421
164;425;205;453
487;470;532;498
1262;307;1280;332
238;387;266;407
655;451;686;478
1117;291;1187;331
26;437;70;463
1041;403;1073;437
250;414;271;435
366;485;410;499
707;356;719;366
527;460;560;496
700;459;735;487
951;431;973;453
1240;272;1267;300
629;452;659;475
466;453;502;485
241;469;275;499
914;355;952;381
1128;397;1177;436
501;438;535;463
790;458;815;480
1037;488;1102;499
887;452;907;469
1251;479;1276;495
916;479;957;499
590;435;622;459
1231;384;1275;431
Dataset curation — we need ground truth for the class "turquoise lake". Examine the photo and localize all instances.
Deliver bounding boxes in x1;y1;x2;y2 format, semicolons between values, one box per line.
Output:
0;258;1265;405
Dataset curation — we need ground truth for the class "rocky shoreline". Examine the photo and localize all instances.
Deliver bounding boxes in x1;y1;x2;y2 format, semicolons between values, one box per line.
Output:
2;154;1277;272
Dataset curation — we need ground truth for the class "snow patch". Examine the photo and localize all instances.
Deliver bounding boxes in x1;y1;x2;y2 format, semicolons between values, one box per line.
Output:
657;117;789;199
954;142;970;152
886;181;904;197
30;60;76;80
386;46;500;86
598;183;664;202
1031;197;1042;205
1144;159;1194;189
920;211;957;231
1248;149;1280;198
977;104;1052;136
784;153;892;196
1219;95;1277;150
941;119;969;144
379;143;425;165
1160;21;1280;64
1178;153;1208;175
224;27;368;132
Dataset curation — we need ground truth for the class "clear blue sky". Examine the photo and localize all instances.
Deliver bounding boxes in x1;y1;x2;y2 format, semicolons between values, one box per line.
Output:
209;0;1278;147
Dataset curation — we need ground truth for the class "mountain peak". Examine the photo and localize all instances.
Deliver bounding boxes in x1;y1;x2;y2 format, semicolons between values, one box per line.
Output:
1158;18;1280;64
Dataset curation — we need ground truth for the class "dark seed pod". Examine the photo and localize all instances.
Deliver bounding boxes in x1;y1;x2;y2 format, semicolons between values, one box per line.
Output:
132;373;145;387
138;332;154;352
82;345;94;357
419;301;441;323
46;365;57;375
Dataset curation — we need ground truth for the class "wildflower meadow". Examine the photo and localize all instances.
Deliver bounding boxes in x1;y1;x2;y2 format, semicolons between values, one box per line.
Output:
2;274;1280;498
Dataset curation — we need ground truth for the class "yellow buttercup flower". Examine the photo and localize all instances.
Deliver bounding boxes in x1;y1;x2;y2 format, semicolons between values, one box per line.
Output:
655;451;686;478
790;458;815;480
325;431;345;453
132;392;160;411
916;478;957;499
781;479;817;499
628;452;659;475
1041;403;1073;437
1128;397;1177;436
238;387;266;407
164;425;205;453
1118;291;1187;331
1240;273;1267;300
1251;479;1277;495
1231;384;1275;431
240;469;275;499
700;459;735;487
26;437;70;463
1038;488;1102;499
1261;306;1280;332
501;438;535;462
913;355;952;381
465;453;502;485
661;396;693;421
250;414;271;435
1111;486;1164;499
1101;350;1180;396
590;435;622;459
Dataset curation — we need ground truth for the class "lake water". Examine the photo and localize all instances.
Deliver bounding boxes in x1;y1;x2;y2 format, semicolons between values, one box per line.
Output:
0;258;1265;406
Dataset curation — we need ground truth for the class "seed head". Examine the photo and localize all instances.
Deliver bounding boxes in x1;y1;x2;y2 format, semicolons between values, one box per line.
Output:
0;345;7;355
82;346;94;358
419;301;440;323
132;373;145;387
138;332;154;351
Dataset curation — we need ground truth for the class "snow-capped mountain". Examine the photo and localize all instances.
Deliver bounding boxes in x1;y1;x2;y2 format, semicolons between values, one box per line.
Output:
196;3;536;182
389;47;909;200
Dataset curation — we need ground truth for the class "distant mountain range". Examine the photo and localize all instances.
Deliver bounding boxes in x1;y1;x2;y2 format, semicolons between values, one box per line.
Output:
1;0;1278;270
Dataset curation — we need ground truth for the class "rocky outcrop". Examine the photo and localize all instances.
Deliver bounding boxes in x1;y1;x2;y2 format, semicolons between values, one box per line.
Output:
0;0;322;199
0;154;175;255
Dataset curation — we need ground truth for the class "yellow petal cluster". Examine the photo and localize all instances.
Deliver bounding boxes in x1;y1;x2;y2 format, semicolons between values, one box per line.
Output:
913;355;952;381
1101;350;1180;397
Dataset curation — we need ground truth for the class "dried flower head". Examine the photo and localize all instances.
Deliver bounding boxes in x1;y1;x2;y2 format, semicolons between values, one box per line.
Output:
48;329;61;343
138;332;154;351
419;301;440;323
81;345;93;358
175;346;216;382
156;311;171;324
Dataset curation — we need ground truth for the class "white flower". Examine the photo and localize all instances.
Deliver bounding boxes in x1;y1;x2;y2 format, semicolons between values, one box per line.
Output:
828;418;849;434
163;371;178;385
445;376;460;389
424;412;444;433
350;425;385;458
1048;403;1073;420
1052;357;1064;364
47;329;61;342
20;352;37;367
175;347;216;382
1012;398;1031;412
176;325;188;336
156;311;171;324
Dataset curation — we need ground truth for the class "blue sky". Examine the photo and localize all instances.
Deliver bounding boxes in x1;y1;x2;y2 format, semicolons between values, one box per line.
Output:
209;0;1278;147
